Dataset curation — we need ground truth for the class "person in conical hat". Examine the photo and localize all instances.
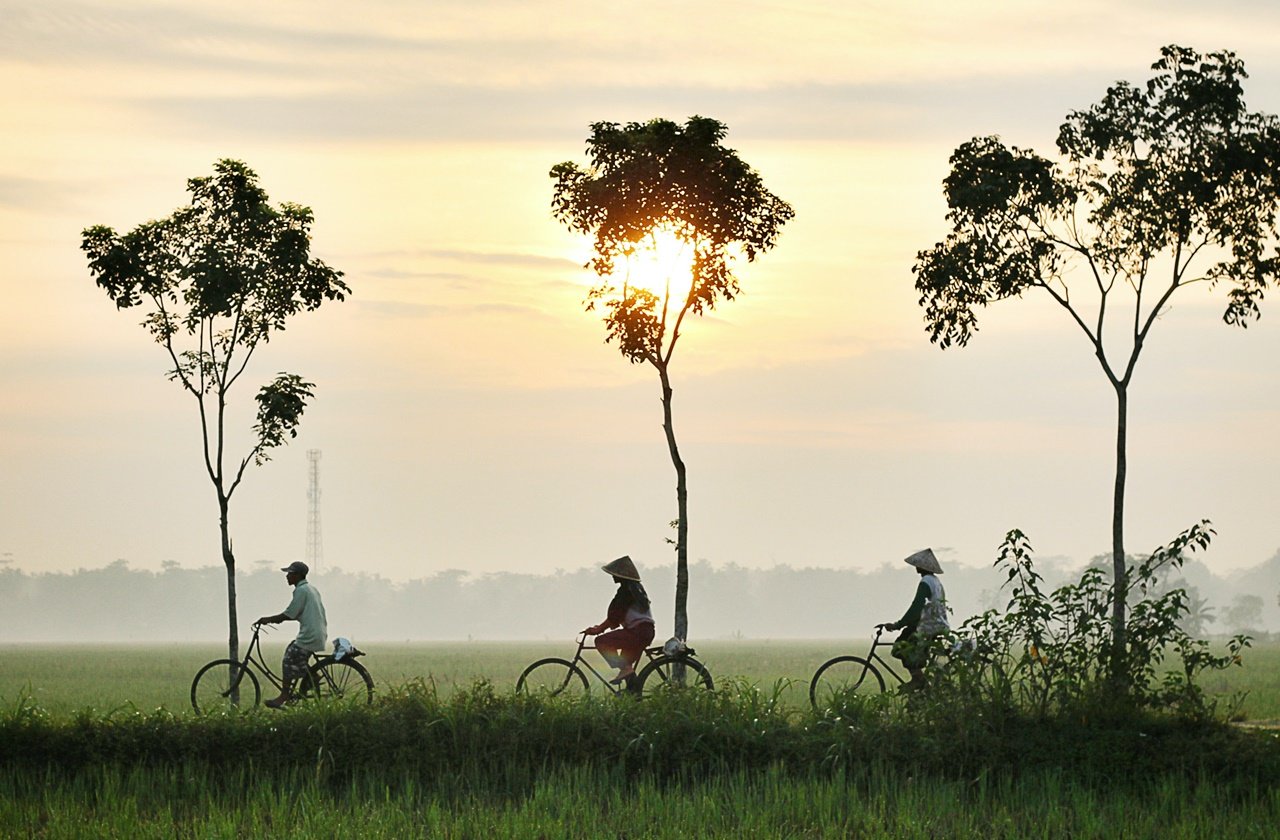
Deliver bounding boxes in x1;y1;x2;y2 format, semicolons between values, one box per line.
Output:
583;555;656;690
883;548;949;691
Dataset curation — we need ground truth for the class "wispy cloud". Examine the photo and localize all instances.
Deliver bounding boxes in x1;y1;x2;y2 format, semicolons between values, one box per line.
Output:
355;299;545;319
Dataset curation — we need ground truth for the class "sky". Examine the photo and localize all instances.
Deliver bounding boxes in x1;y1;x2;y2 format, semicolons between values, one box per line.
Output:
2;0;1279;589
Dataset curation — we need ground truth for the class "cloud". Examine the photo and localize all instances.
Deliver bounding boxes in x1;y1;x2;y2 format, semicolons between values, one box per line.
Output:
354;298;545;319
126;77;1109;147
363;268;476;283
0;176;78;213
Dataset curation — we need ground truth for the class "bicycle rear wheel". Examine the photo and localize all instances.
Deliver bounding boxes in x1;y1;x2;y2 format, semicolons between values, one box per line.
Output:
636;656;714;694
301;659;374;706
809;655;886;711
516;658;589;697
191;659;262;714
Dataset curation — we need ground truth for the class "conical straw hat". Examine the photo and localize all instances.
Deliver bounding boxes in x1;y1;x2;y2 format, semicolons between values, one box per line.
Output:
601;555;641;581
903;548;943;574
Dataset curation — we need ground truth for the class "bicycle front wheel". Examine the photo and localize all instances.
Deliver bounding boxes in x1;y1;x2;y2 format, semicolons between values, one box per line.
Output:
636;656;714;694
191;659;262;714
809;655;886;711
516;658;589;697
302;659;375;706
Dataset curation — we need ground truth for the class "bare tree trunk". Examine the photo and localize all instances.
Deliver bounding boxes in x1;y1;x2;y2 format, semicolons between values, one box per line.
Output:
219;494;239;664
658;364;689;643
1110;383;1128;680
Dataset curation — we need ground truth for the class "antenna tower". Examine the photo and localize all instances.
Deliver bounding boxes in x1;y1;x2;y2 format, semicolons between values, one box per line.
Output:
306;449;323;572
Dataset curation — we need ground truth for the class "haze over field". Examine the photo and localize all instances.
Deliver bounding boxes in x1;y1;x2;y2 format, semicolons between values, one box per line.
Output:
2;1;1279;608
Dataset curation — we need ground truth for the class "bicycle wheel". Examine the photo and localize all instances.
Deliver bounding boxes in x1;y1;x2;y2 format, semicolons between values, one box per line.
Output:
809;656;886;710
636;656;714;694
191;659;262;714
302;659;375;706
516;658;589;697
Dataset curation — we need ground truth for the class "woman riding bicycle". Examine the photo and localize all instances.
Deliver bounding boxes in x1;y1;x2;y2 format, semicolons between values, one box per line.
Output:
884;548;949;691
583;555;655;690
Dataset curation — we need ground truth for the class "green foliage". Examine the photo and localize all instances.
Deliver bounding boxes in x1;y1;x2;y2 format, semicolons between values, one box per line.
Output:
915;45;1280;350
551;116;793;367
252;373;315;465
81;160;347;476
80;159;348;658
911;44;1280;673
927;522;1251;721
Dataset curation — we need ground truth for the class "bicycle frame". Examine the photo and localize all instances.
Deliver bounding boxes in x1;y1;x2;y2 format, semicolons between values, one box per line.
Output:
863;625;909;687
220;625;287;695
565;633;647;693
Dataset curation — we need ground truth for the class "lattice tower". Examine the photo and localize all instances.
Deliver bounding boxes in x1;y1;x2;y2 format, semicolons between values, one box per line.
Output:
306;449;322;572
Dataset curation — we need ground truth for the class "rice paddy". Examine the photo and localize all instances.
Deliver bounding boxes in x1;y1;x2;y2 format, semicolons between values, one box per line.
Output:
2;639;1278;838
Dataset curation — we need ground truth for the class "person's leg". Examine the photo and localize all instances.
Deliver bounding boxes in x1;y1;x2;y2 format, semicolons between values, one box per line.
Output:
267;642;310;708
619;623;655;690
598;628;646;682
594;629;627;671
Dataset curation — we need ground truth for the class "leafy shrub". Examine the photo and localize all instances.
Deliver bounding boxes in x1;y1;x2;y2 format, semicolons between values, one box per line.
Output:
927;521;1250;722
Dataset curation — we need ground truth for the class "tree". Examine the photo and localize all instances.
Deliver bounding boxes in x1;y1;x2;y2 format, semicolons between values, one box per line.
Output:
1224;594;1264;635
913;46;1280;676
82;159;348;666
551;117;793;641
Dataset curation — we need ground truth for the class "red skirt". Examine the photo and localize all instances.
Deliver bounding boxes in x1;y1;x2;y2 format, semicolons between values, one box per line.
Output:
595;623;656;665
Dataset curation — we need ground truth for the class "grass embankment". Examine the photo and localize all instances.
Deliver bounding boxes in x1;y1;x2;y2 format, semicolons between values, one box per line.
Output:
2;680;1279;838
4;638;1277;717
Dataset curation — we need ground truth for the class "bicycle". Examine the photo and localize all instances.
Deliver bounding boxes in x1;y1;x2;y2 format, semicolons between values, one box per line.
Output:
190;623;374;714
516;632;714;697
810;625;997;711
808;623;909;710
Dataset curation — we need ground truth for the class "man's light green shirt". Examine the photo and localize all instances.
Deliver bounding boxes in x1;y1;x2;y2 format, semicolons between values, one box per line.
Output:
284;579;327;652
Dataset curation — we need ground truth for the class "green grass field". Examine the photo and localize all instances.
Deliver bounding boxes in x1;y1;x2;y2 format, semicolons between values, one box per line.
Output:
4;639;1278;838
2;638;1278;719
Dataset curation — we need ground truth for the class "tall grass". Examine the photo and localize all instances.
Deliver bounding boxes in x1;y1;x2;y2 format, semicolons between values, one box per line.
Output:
3;679;1279;837
3;679;1278;783
2;761;1278;839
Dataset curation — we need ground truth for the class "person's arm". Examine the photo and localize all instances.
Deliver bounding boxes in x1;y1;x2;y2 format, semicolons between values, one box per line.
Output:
584;594;627;634
886;581;930;631
257;588;304;626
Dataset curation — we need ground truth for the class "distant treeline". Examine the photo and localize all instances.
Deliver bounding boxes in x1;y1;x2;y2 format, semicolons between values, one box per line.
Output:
3;552;1278;643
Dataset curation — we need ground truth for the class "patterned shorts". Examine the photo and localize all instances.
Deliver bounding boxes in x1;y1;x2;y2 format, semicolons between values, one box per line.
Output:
282;641;313;681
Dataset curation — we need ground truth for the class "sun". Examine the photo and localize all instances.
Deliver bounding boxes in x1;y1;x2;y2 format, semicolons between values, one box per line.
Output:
618;228;696;303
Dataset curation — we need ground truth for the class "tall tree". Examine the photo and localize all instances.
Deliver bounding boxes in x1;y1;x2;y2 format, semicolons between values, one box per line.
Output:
82;159;348;665
914;46;1280;676
551;116;793;642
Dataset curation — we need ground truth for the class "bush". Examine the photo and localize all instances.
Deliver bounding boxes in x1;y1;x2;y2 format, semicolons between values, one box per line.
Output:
922;521;1250;723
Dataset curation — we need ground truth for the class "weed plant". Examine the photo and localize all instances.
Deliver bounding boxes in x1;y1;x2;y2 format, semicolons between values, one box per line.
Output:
922;522;1251;725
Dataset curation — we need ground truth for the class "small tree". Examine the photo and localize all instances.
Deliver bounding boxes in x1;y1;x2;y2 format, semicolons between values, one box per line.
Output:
82;159;348;665
1224;594;1264;635
913;46;1280;675
551;117;793;641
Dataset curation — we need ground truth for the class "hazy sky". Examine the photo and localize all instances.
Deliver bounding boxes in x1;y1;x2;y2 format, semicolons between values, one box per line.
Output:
2;0;1279;585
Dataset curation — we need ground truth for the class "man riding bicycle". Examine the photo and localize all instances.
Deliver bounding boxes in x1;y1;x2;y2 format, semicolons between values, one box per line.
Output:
254;561;327;708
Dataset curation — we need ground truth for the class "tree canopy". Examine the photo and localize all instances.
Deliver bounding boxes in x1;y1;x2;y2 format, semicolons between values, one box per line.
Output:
551;116;793;643
81;159;348;662
912;45;1280;673
552;116;793;365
